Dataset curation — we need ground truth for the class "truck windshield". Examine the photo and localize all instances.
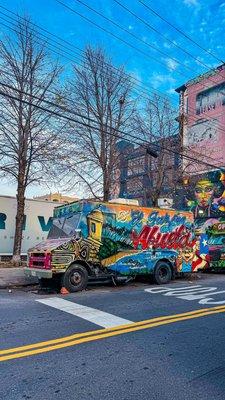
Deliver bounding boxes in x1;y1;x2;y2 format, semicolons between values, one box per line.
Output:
47;213;81;239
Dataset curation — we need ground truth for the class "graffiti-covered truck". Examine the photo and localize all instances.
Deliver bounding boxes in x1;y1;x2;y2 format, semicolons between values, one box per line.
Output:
24;200;203;292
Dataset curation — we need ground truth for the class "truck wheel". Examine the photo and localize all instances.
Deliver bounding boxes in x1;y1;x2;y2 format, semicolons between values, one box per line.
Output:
153;261;172;285
61;264;88;293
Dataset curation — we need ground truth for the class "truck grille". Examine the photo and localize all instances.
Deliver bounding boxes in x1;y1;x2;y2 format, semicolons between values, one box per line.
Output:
52;255;73;265
29;253;51;269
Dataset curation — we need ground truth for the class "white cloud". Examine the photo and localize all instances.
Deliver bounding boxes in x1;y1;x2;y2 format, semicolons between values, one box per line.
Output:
166;58;178;71
167;88;176;94
195;56;204;66
184;0;199;6
163;42;171;49
151;72;176;89
129;69;143;83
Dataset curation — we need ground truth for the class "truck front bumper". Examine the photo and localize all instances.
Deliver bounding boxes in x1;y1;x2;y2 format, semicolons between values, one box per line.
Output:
24;267;53;279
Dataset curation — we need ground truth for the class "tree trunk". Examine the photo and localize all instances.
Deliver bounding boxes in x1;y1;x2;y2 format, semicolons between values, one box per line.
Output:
152;198;158;207
103;171;110;202
12;182;26;266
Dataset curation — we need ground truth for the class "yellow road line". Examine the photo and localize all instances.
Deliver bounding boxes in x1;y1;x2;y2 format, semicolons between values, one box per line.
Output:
1;304;225;356
1;305;225;362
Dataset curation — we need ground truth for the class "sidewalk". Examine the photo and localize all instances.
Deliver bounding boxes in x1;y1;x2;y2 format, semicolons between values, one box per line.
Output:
0;268;38;289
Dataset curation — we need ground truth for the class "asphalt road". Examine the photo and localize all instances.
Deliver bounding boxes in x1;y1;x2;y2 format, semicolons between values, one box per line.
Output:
1;274;225;400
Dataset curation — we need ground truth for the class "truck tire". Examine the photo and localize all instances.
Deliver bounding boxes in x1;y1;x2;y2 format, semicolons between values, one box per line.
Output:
153;261;172;285
61;264;88;293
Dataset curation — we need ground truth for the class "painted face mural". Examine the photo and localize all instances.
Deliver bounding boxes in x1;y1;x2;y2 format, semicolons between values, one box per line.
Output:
186;169;225;268
187;170;225;220
176;246;195;273
218;172;225;212
194;179;214;208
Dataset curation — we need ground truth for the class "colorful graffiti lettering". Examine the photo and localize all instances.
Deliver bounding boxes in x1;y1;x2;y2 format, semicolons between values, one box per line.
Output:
147;211;189;231
131;225;195;250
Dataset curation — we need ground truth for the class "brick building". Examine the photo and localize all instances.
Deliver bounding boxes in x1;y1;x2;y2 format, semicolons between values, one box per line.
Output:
110;136;182;208
175;64;225;176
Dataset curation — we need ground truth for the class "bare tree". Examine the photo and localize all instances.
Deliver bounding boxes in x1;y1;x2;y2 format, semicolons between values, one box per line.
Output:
133;94;218;208
134;94;180;207
0;18;64;264
64;47;135;201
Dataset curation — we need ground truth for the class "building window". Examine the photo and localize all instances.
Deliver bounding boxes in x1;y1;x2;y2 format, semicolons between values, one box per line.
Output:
196;82;225;115
91;223;96;233
127;156;145;176
186;97;188;113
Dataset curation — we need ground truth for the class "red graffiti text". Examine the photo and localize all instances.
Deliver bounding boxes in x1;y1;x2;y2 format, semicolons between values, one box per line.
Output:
131;225;195;250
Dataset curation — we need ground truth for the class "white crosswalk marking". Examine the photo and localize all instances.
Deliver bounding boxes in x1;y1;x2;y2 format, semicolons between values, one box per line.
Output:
36;297;132;328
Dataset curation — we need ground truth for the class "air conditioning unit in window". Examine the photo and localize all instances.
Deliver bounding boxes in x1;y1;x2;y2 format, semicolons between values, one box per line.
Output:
158;198;173;209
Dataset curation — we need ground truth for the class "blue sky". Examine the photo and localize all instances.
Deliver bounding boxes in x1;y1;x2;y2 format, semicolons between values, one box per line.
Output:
0;0;224;198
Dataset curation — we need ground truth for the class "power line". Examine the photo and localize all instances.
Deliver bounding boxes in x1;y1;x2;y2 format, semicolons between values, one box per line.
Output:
0;4;189;108
138;0;223;64
1;5;225;148
0;81;224;171
72;0;225;99
0;10;178;104
113;0;221;74
55;0;194;81
54;0;225;137
0;87;144;147
0;5;221;118
0;62;221;167
1;3;223;106
73;0;195;75
0;15;198;122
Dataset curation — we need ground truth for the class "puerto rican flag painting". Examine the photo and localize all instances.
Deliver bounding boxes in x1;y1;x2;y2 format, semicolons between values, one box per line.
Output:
192;235;209;271
200;234;209;256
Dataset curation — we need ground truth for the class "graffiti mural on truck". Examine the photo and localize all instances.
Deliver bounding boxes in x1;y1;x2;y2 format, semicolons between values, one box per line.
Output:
42;201;202;275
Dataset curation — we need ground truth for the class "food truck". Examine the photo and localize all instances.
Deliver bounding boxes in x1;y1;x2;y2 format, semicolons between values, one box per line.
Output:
24;200;204;292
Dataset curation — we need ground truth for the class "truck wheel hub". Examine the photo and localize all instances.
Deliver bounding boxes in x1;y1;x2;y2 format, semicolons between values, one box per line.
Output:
159;267;168;278
71;272;82;285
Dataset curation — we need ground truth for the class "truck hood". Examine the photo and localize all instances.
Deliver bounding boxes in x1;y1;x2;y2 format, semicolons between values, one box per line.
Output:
28;237;72;253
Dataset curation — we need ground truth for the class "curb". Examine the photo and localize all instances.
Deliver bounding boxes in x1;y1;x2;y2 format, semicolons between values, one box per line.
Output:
0;282;39;289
